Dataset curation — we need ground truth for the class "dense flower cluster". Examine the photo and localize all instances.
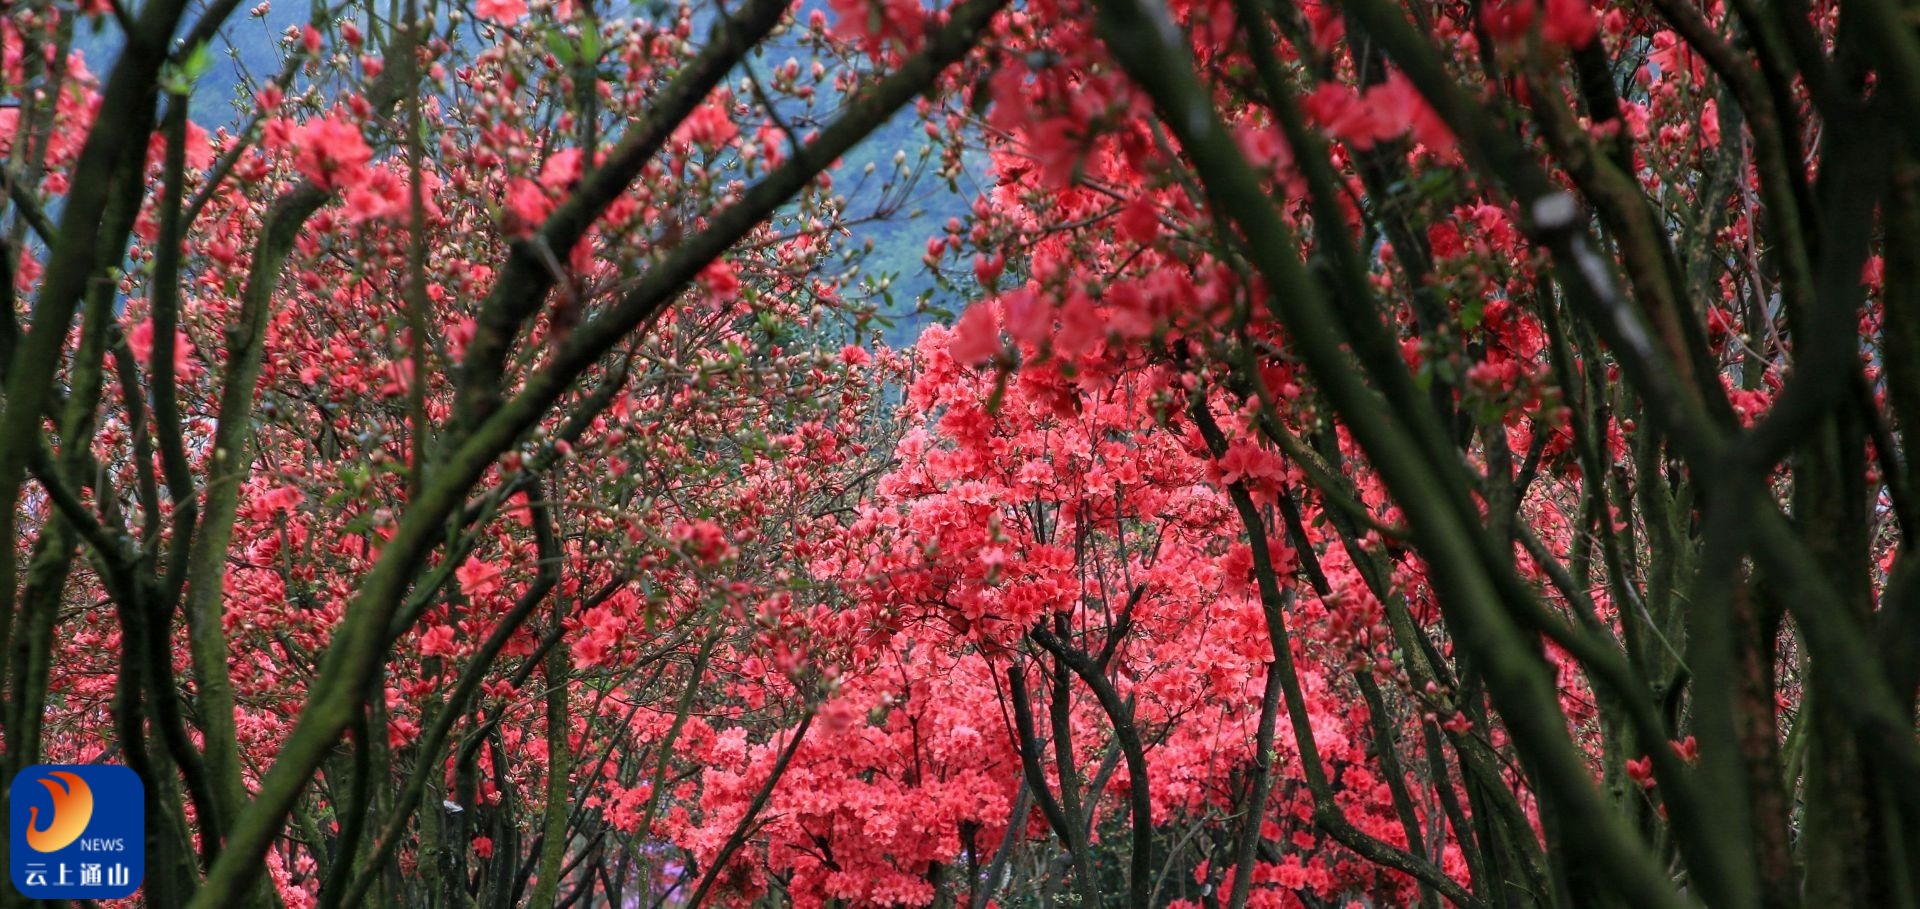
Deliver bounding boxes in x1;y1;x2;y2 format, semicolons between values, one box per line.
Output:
4;0;1912;904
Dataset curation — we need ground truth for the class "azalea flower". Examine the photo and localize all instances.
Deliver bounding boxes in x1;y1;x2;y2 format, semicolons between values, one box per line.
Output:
474;0;527;23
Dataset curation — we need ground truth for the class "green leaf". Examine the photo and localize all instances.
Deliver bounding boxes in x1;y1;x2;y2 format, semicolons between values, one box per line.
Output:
1413;168;1458;200
544;29;579;66
1460;298;1486;331
182;42;214;82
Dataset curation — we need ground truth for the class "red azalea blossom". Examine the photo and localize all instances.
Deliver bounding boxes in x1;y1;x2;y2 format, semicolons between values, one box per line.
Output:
289;114;373;191
457;557;505;599
419;624;458;657
3;0;1891;905
475;0;527;22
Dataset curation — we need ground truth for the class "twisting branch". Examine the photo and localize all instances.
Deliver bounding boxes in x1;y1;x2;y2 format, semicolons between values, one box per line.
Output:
1087;0;1689;903
1189;394;1485;909
682;707;818;907
328;479;565;909
187;0;1010;900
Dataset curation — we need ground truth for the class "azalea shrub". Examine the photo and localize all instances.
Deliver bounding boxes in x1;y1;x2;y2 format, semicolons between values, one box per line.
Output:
5;0;1920;905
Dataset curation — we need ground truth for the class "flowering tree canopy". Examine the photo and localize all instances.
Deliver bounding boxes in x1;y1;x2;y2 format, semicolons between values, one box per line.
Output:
3;0;1919;905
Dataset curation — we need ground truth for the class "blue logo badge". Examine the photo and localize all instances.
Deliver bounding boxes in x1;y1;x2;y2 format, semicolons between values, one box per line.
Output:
9;764;144;899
